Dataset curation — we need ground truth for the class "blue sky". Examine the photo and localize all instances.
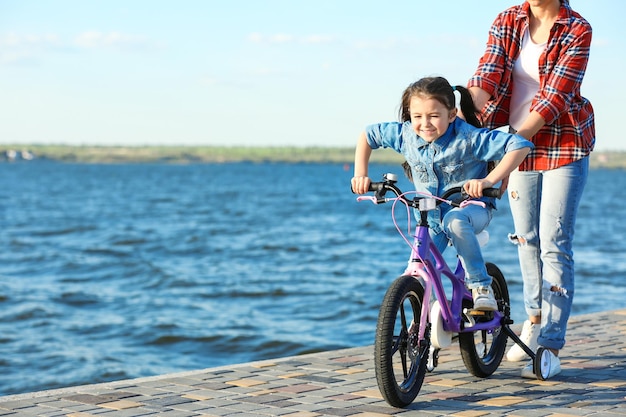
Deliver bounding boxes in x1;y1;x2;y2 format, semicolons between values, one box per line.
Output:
0;1;623;150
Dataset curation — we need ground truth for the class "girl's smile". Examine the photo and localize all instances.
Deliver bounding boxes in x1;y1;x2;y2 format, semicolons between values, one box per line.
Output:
409;96;457;142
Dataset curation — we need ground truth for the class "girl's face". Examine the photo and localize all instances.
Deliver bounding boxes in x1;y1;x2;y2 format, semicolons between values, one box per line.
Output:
409;96;457;143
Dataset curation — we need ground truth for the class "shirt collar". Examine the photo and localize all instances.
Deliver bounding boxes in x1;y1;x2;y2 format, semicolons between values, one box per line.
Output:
556;1;573;26
517;1;573;26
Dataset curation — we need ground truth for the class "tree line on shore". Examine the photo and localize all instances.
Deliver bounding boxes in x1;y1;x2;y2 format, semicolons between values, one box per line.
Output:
1;144;625;169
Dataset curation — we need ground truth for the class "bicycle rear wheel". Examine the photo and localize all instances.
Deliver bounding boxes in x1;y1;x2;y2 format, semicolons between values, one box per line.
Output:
458;262;509;377
374;275;429;408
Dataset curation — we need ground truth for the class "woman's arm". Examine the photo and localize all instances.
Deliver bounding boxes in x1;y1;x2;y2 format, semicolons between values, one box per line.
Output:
513;110;546;140
469;86;492;114
500;26;591;143
467;10;512;111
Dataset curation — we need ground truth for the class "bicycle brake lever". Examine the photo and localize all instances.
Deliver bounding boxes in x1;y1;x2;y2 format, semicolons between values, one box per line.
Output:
459;200;487;208
356;196;379;204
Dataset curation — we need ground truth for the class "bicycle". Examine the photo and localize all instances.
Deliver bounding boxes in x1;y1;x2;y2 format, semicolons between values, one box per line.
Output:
356;173;551;408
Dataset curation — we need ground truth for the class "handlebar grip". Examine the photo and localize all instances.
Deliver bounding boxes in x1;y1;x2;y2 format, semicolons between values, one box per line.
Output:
368;182;384;192
458;187;501;201
352;182;384;194
482;188;501;198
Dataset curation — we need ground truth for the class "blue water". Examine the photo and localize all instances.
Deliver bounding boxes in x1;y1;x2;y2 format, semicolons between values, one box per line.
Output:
1;162;625;396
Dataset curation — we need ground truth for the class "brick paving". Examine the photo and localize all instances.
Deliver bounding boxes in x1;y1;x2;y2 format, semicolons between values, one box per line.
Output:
1;309;625;416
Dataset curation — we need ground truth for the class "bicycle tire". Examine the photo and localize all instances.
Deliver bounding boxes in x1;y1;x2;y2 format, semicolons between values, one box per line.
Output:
458;262;509;377
374;275;429;408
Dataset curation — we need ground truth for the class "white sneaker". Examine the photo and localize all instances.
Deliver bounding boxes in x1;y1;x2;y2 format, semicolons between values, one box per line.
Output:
471;286;497;311
506;320;540;362
521;349;561;379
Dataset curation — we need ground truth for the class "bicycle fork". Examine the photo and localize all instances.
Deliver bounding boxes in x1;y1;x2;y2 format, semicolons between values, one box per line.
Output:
403;258;442;372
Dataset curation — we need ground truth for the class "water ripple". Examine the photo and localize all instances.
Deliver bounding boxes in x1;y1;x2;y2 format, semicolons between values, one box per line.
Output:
0;162;625;396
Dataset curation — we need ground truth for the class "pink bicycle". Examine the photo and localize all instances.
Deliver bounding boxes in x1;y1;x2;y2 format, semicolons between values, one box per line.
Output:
357;173;549;408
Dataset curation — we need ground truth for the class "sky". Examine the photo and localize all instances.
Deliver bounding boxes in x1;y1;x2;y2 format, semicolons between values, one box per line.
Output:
0;1;624;150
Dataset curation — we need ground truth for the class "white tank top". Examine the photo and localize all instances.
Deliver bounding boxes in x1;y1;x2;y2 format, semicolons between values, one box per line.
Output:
509;29;546;130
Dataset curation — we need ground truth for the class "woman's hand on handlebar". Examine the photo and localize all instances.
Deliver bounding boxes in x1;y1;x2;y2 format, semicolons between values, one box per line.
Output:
463;178;495;198
351;176;371;194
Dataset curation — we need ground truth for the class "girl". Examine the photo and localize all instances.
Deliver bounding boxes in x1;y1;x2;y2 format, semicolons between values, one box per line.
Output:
351;76;533;311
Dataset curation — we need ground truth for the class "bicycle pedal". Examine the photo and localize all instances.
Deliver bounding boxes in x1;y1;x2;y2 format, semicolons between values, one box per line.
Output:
466;309;493;317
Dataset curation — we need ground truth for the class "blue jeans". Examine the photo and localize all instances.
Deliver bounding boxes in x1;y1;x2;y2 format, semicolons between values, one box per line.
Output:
432;204;493;289
507;157;589;350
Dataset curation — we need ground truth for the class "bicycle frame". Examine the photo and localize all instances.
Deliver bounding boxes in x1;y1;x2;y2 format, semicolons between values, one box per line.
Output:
404;220;504;342
360;175;526;407
356;175;505;340
359;174;548;407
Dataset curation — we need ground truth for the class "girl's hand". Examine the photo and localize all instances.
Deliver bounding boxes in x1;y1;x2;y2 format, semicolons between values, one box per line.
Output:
351;176;371;194
463;179;494;198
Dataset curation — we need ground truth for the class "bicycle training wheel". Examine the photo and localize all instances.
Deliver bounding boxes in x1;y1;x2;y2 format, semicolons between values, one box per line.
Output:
534;347;552;380
458;262;509;377
374;275;429;408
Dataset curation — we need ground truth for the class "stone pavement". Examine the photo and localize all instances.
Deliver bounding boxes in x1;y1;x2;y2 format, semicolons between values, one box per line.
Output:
1;309;625;417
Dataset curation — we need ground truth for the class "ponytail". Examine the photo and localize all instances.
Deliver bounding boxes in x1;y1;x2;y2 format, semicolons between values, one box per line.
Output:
453;85;482;128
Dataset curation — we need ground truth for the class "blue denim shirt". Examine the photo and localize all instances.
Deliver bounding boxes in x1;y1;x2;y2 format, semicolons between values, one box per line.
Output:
365;117;533;233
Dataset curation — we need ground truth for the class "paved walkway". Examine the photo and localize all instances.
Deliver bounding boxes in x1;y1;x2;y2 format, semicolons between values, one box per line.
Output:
1;309;625;416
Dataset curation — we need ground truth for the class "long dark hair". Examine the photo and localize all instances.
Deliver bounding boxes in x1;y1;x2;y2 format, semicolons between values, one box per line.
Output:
400;76;482;180
398;76;481;127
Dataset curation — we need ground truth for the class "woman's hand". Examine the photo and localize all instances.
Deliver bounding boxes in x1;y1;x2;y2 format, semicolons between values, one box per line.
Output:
351;176;371;194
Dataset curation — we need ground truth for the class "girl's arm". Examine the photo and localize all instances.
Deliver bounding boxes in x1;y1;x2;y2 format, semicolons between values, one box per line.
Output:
463;147;531;198
351;131;373;194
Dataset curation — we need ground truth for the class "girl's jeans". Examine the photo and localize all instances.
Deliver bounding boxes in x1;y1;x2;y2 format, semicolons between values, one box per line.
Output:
507;157;589;350
432;204;493;289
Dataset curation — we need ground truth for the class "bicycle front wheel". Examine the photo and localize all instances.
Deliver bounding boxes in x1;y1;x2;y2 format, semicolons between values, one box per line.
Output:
374;275;429;408
458;262;510;377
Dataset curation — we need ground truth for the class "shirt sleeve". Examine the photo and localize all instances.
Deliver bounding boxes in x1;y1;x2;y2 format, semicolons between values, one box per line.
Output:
471;127;534;161
364;122;405;152
467;11;510;98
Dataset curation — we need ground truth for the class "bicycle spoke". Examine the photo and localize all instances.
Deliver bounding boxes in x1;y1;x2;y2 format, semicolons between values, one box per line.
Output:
400;348;409;378
391;336;399;355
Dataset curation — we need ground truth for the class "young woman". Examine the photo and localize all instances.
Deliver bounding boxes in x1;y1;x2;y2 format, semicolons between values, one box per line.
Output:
468;0;594;378
351;76;533;312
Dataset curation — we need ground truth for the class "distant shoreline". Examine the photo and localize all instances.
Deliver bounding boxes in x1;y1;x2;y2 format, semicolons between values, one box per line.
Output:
1;144;625;169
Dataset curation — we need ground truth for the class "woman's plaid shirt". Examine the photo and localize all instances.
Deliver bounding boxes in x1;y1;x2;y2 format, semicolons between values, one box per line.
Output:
468;1;595;171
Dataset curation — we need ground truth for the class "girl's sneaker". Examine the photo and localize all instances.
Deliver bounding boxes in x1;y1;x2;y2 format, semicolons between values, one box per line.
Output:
471;286;497;311
506;320;539;361
521;349;561;379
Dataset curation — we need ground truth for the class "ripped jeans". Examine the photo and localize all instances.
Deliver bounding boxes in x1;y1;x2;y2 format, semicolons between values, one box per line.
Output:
507;157;589;350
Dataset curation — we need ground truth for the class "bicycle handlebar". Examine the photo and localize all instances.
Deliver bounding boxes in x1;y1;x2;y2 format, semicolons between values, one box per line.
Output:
363;173;500;209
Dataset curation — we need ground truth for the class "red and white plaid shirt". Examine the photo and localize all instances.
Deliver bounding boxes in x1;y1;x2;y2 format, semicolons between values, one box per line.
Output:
468;1;595;171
